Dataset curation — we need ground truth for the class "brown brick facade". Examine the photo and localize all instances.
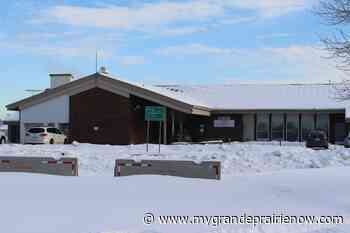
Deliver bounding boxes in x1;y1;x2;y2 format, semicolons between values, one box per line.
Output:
70;88;131;145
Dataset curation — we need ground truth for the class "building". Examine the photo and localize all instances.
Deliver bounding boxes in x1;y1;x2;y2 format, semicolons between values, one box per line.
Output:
6;71;350;145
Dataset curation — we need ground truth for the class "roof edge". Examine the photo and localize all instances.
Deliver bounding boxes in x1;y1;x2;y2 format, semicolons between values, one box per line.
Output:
6;72;211;116
211;108;346;114
6;73;98;110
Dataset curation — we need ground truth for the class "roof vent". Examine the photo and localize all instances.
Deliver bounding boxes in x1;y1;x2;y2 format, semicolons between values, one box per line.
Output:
99;66;108;74
49;73;74;89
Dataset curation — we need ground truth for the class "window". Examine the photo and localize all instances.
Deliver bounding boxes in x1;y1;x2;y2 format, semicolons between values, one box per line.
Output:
48;128;62;135
310;130;326;139
25;123;44;133
301;114;315;141
286;114;299;141
28;128;45;134
316;114;329;136
256;114;269;140
47;128;56;134
271;114;284;140
243;114;255;141
54;128;62;134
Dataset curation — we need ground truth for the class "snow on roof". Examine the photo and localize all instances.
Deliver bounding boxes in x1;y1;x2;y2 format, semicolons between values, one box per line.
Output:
53;73;350;112
144;85;208;107
102;73;350;111
107;72;350;113
8;71;350;116
104;73;209;107
156;83;350;112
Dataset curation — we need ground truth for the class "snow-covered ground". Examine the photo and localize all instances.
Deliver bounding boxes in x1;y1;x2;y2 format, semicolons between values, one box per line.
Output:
0;168;349;233
0;142;349;233
1;142;350;176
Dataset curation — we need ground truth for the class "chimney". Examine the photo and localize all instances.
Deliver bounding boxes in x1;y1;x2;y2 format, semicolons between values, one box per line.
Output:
49;73;74;89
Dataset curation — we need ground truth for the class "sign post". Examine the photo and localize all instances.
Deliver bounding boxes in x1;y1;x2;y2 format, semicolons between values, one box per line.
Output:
145;106;166;153
159;121;162;153
146;120;150;152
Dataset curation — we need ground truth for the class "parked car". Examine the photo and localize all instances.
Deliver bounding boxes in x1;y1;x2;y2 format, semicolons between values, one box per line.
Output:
0;131;7;144
24;127;67;144
305;129;328;149
344;133;350;148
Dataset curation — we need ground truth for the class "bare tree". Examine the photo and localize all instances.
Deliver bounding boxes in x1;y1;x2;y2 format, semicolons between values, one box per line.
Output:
316;0;350;99
318;0;350;24
332;79;350;100
317;0;350;70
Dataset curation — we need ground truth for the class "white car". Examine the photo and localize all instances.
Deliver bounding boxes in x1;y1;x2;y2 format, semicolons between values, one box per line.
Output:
0;131;7;144
25;127;67;144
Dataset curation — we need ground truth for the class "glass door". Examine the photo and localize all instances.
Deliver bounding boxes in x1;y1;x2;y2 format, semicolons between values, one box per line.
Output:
286;114;299;141
256;113;269;141
271;114;284;141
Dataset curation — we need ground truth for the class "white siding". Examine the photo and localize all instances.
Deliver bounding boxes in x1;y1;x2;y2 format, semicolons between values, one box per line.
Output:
20;95;69;143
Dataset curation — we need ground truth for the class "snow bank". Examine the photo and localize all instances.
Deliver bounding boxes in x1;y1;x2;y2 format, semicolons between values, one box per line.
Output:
0;143;349;233
1;142;350;176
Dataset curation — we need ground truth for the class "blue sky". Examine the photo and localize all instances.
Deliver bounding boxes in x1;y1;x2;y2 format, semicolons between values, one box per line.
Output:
0;0;348;118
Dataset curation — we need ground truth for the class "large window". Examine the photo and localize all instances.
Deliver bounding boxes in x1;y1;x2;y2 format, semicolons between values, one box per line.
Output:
243;114;255;141
271;114;284;140
256;114;269;140
286;114;299;141
301;114;315;141
316;114;329;136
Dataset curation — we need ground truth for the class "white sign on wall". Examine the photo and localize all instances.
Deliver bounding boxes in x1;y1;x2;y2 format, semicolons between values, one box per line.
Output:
214;119;235;128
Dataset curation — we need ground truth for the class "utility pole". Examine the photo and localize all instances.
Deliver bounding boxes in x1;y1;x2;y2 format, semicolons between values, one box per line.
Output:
95;50;98;73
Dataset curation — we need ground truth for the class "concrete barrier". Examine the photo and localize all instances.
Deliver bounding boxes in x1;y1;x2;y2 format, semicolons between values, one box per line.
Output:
0;157;78;176
115;159;221;180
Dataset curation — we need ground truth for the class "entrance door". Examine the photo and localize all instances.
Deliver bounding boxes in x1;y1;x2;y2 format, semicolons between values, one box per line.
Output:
286;114;299;141
243;114;254;141
334;122;346;144
256;113;270;141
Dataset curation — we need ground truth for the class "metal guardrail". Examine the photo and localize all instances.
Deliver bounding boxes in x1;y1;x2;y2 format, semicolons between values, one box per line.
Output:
115;159;221;180
0;156;78;176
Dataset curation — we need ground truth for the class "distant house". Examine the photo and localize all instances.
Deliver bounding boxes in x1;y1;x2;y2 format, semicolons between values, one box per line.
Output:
6;71;350;145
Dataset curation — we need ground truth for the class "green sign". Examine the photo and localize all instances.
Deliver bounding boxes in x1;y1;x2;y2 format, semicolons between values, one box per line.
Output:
145;106;166;121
